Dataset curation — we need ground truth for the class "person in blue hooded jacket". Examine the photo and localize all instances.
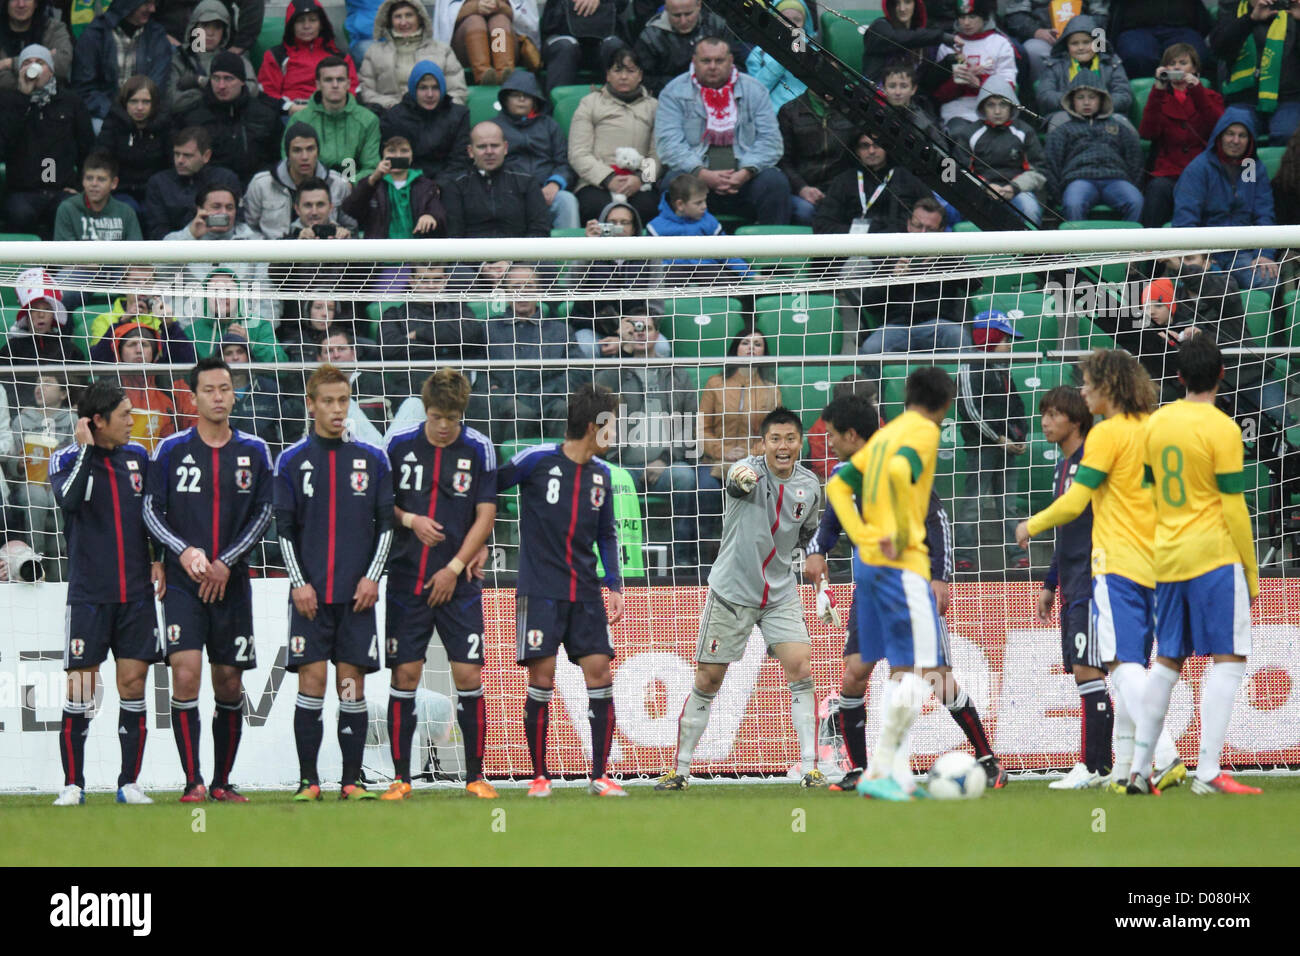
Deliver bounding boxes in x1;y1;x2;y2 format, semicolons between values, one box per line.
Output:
379;60;471;186
745;0;812;112
1173;106;1280;289
646;172;750;283
72;0;174;127
490;68;580;230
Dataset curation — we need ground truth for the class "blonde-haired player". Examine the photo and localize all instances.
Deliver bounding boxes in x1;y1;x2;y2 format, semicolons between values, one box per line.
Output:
1016;350;1184;792
1127;336;1261;795
826;367;953;801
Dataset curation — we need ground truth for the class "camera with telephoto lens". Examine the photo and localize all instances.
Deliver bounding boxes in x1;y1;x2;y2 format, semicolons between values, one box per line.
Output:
312;222;337;238
631;319;645;333
205;213;230;228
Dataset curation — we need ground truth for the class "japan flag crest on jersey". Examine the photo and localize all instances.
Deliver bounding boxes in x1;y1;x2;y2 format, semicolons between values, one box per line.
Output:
351;470;369;493
235;468;252;491
590;486;606;509
453;471;472;493
130;472;144;494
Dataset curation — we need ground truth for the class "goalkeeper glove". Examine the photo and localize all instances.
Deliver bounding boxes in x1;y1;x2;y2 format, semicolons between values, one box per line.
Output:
730;463;759;494
816;580;841;628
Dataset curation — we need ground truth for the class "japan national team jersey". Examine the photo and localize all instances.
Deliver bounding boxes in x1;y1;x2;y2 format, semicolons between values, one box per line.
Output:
1067;413;1155;587
385;422;497;595
1144;400;1251;583
838;410;939;579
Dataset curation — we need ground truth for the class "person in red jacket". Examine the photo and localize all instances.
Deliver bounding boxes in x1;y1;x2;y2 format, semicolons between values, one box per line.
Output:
804;378;880;480
1139;42;1223;228
258;0;357;119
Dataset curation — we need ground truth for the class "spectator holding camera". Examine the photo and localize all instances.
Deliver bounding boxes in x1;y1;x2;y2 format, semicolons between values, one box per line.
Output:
341;135;445;239
1211;0;1300;147
142;126;242;239
570;200;667;355
243;122;356;239
1139;43;1224;228
87;265;196;366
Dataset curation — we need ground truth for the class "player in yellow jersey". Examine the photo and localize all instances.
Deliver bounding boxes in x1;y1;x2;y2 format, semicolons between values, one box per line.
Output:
1127;337;1262;796
826;368;953;802
1016;350;1184;792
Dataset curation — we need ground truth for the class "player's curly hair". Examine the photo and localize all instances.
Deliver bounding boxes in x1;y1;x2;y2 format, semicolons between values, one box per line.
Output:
421;368;471;414
1079;348;1157;416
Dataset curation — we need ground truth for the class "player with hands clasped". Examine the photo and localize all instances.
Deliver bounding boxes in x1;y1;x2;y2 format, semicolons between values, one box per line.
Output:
657;407;825;791
1128;337;1262;796
49;382;165;806
807;394;1004;793
274;365;395;801
497;385;627;798
144;358;274;803
382;370;497;800
1016;350;1184;794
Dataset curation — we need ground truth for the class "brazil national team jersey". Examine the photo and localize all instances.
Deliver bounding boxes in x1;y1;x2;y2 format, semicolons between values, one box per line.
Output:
384;422;497;596
1144;400;1257;588
830;409;938;579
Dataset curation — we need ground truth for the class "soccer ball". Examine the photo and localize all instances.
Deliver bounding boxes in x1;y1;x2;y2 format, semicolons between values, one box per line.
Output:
926;751;986;800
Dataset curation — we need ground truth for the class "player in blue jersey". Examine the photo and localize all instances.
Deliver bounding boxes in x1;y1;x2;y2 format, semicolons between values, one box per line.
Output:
49;381;165;806
805;394;1005;793
144;357;274;803
497;384;625;798
1034;386;1113;790
381;370;499;800
274;364;395;801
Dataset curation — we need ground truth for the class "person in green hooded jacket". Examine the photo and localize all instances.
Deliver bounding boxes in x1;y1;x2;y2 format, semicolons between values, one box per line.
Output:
184;268;288;365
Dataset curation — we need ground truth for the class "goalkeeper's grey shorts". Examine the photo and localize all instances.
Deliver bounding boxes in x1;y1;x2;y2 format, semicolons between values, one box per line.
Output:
696;590;810;664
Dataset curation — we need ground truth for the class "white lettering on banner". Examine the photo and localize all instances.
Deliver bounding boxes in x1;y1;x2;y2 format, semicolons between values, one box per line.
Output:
612;651;696;747
1226;626;1300;752
48;886;151;936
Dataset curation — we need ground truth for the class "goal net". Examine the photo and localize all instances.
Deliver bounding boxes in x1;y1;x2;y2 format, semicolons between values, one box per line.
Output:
0;227;1297;790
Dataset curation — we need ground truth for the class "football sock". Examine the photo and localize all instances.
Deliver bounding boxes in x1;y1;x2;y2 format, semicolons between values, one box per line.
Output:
872;672;924;785
675;687;715;777
61;700;90;789
338;698;368;785
1132;663;1179;777
1197;661;1245;783
1154;726;1179;771
294;693;324;785
945;685;993;759
387;687;417;782
837;694;867;769
1109;679;1134;781
789;677;817;772
1077;679;1113;775
587;684;615;779
211;696;243;788
1109;663;1148;778
892;733;913;791
524;686;552;779
456;686;486;781
170;697;202;787
117;697;147;788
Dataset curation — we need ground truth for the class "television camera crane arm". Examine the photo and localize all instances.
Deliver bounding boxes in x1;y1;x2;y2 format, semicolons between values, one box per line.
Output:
703;0;1032;232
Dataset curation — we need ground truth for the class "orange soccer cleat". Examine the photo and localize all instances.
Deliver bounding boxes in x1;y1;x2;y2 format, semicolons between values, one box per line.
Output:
380;780;413;801
179;783;208;803
466;779;499;799
208;784;250;803
589;776;628;797
526;775;552;798
1191;773;1262;795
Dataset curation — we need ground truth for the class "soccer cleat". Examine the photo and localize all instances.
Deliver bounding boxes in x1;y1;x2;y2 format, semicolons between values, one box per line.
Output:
208;784;250;803
1049;763;1105;790
340;782;378;801
1125;774;1161;796
1190;773;1262;795
179;783;208;803
801;768;829;788
292;780;322;802
53;785;85;806
589;776;628;797
526;775;553;798
116;783;153;804
380;780;412;801
466;779;499;799
978;755;1008;789
855;776;914;802
1153;758;1188;791
1102;779;1129;795
654;771;689;791
830;768;864;792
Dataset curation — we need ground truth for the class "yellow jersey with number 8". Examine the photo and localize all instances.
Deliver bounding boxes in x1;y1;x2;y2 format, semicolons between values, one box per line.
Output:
1070;412;1155;587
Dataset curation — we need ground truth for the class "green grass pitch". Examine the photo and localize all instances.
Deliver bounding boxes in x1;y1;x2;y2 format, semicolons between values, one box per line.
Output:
4;777;1299;866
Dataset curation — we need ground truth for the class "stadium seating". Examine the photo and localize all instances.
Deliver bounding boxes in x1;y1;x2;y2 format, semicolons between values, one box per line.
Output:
1242;288;1274;345
818;9;879;68
549;84;597;134
775;363;858;430
658;297;743;357
467;85;503;125
755;292;840;356
736;224;813;276
1258;146;1286;181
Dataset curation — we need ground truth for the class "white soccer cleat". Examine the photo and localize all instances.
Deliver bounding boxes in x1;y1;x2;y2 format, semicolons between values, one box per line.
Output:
116;782;153;804
1048;763;1105;790
53;785;85;806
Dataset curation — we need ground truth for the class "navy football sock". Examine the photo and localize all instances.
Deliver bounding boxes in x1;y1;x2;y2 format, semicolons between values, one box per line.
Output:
294;693;324;785
837;695;867;769
456;686;486;781
171;697;202;787
1079;680;1113;775
338;698;368;785
524;686;552;779
117;698;147;788
388;687;417;782
211;696;243;788
587;685;614;779
61;701;91;789
945;687;993;759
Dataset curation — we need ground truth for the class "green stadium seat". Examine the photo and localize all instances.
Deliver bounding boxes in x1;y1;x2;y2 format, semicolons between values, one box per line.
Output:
660;297;743;357
365;300;405;339
819;9;879;69
1077;315;1115;351
1242;289;1273;345
754;292;840;356
984;271;1042;294
0;232;39;242
1059;219;1142;284
1128;77;1154;127
252;17;283;66
549;84;596;134
735;224;812;276
550;227;587;238
969;291;1059;352
467;86;503;125
1257;146;1286;180
775;363;859;429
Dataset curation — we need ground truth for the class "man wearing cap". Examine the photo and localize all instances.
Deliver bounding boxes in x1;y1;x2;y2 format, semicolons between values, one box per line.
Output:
72;0;174;127
0;269;82;408
242;121;355;239
955;309;1029;572
175;50;279;183
0;44;94;239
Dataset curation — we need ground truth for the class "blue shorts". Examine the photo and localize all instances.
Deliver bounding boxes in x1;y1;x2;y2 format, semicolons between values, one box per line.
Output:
286;603;381;673
515;595;614;665
162;578;256;669
1091;573;1154;665
843;589;886;663
65;600;161;669
385;585;486;666
852;558;946;669
1155;564;1252;659
1059;595;1098;673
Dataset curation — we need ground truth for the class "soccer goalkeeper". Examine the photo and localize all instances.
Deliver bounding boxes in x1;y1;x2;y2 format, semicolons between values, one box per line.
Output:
656;408;825;790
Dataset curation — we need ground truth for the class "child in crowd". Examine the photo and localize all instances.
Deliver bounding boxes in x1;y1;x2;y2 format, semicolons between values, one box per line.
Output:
1045;70;1143;222
4;373;76;564
955;77;1046;226
933;0;1017;131
647;173;749;283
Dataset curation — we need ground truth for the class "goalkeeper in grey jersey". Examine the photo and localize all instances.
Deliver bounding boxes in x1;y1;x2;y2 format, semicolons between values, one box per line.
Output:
657;408;826;790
